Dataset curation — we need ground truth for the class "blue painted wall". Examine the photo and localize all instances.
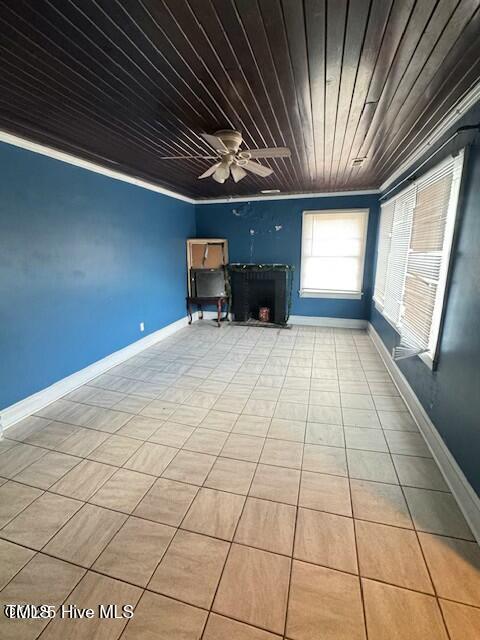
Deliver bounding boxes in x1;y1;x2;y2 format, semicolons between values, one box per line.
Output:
195;194;379;319
0;143;195;410
370;128;480;496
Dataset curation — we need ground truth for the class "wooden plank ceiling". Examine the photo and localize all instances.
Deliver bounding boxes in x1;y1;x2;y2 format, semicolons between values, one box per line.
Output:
1;0;479;199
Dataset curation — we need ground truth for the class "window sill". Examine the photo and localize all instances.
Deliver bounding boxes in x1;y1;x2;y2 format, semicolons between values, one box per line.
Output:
299;290;363;300
374;303;436;370
418;351;435;370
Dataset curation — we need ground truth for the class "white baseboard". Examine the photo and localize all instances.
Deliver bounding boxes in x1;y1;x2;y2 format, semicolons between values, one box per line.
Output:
290;315;368;329
0;314;194;433
368;323;480;544
198;312;367;329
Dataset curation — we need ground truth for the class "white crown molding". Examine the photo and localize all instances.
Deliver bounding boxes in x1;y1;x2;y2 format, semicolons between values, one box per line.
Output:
195;189;379;205
368;323;480;545
380;81;480;193
0;130;380;204
4;80;479;206
0;131;196;204
0;314;197;433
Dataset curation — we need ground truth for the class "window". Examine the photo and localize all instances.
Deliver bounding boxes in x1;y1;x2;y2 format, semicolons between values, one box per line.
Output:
300;209;369;299
374;150;464;367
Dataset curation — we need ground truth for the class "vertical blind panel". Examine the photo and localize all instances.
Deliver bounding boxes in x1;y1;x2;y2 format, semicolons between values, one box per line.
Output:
374;200;394;308
301;210;368;293
382;189;415;325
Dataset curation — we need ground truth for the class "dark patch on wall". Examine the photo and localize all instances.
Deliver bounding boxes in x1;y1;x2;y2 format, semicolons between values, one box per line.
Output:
231;202;287;261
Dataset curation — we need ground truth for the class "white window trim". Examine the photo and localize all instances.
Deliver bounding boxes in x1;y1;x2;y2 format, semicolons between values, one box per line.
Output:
299;290;363;300
299;209;369;299
374;150;465;368
374;302;436;370
418;351;435;370
426;157;464;365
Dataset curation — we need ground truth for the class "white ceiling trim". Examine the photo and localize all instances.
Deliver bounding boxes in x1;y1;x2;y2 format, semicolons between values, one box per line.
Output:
380;81;480;193
0;130;379;205
195;189;380;204
10;89;480;208
0;130;196;204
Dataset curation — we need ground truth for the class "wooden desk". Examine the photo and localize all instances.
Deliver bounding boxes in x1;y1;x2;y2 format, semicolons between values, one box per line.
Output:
186;296;230;327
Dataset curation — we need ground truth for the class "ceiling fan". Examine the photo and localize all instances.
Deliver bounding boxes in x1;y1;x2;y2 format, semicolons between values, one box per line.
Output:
158;130;291;184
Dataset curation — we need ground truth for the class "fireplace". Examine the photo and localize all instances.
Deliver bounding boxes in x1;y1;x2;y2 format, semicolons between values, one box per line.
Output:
229;264;293;325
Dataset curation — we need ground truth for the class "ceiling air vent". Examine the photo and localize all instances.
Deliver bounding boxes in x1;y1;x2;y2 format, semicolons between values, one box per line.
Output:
352;157;367;167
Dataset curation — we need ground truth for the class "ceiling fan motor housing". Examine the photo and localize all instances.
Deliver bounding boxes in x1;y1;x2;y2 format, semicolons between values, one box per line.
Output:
214;130;243;153
197;130;286;182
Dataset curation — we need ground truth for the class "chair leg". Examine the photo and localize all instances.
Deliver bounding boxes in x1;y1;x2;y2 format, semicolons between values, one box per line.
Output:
217;299;221;327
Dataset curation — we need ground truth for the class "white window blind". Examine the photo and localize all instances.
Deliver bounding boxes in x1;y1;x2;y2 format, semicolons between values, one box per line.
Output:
382;187;416;326
300;209;369;298
373;200;394;309
374;150;464;365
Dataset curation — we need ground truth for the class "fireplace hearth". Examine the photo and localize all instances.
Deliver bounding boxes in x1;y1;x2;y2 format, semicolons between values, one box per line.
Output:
229;264;293;326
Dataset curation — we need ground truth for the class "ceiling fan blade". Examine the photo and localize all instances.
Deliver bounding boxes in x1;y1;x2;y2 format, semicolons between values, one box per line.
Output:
198;163;220;179
213;162;231;183
212;172;226;184
230;164;247;183
160;155;218;160
247;147;291;159
243;160;274;177
201;133;229;154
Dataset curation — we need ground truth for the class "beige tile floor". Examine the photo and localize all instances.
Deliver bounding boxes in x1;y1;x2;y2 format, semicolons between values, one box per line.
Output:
0;321;479;639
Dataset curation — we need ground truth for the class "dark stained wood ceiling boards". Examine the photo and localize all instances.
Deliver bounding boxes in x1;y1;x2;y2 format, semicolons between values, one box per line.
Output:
1;0;479;198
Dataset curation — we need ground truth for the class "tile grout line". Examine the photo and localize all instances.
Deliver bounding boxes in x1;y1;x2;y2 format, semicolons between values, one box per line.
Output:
165;350;262;637
356;332;452;640
2;324;478;638
199;325;289;639
341;332;370;640
365;343;454;640
44;327;246;640
282;338;308;640
2;526;478;616
8;467;470;546
2;426;442;463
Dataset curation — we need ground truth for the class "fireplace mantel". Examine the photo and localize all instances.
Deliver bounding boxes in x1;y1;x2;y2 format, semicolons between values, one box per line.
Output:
229;263;294;272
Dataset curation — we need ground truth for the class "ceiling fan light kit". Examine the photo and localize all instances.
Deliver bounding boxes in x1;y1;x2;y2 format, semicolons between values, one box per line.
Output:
174;130;291;184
